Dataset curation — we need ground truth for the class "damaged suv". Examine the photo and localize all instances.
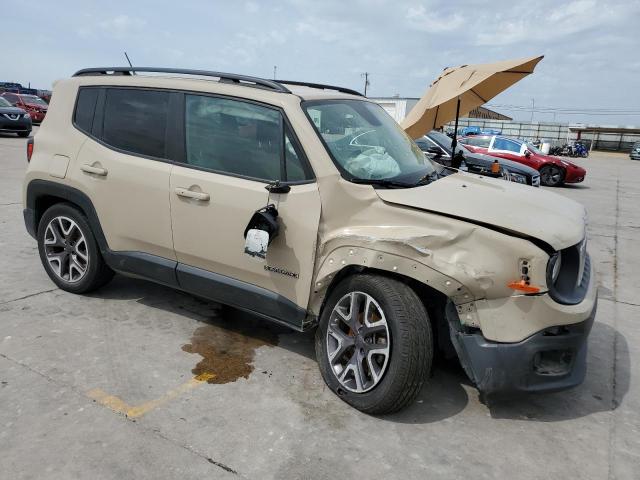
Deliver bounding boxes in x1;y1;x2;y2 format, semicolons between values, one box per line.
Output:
23;68;597;414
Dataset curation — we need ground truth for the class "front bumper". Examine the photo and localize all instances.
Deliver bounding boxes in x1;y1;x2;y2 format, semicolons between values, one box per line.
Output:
564;166;586;183
447;298;597;396
0;116;31;133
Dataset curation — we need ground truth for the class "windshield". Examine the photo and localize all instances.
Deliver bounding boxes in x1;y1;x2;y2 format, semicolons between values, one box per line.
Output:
23;95;48;106
304;100;436;184
525;142;542;154
0;97;11;107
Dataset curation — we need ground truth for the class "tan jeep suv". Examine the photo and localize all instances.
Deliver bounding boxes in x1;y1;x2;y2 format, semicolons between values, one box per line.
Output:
23;67;597;414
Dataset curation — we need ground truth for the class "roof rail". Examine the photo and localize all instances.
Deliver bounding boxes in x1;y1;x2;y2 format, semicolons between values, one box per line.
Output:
72;67;292;93
275;80;364;97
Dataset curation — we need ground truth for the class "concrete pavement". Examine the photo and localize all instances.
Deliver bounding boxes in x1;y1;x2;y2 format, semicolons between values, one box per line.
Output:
1;131;638;479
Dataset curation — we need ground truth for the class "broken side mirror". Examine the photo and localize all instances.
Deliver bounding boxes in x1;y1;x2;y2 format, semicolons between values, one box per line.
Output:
524;150;532;158
451;150;465;169
243;204;280;261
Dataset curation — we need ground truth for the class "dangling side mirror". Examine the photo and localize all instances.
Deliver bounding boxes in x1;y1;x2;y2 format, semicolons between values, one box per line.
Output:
451;150;465;169
524;150;532;158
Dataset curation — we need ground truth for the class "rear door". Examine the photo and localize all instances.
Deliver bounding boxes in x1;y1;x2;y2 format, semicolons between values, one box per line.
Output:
169;93;321;328
71;87;176;269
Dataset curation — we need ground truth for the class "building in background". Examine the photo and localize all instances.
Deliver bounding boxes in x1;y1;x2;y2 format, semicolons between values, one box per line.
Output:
371;96;511;123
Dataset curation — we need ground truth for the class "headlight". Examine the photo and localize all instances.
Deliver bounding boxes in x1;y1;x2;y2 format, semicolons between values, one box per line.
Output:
547;251;562;286
24;113;31;119
509;172;527;184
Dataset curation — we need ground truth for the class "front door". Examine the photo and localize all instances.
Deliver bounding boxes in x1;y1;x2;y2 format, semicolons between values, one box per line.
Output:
169;93;320;328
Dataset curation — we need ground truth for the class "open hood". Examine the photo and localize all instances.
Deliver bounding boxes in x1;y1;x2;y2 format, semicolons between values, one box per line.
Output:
375;173;585;251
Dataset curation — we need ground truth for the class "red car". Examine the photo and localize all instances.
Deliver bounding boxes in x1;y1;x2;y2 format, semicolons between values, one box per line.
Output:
0;92;48;123
459;135;586;187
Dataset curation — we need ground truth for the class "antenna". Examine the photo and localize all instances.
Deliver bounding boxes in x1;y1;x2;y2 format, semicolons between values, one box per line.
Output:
124;52;135;75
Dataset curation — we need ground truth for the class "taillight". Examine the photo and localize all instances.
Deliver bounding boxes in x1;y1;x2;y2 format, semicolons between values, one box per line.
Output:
26;138;34;162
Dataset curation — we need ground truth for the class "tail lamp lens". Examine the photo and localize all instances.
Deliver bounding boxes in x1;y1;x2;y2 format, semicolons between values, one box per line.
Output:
26;140;34;162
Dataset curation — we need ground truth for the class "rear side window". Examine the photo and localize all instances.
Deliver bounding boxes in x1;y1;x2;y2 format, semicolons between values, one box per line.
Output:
74;88;99;134
102;88;170;158
185;94;312;182
492;137;521;153
461;136;491;148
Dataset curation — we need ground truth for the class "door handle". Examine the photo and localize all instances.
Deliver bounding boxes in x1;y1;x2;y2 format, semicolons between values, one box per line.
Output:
80;164;108;176
175;187;210;201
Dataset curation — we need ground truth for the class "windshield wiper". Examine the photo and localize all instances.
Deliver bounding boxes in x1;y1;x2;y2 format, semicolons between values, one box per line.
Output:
350;178;414;188
412;171;440;186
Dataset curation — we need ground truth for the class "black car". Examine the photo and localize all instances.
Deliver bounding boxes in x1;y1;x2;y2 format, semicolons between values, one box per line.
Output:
416;131;541;187
0;97;32;137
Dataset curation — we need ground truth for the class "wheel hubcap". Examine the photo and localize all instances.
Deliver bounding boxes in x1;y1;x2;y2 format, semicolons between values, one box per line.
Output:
44;216;89;283
326;291;390;393
542;166;562;184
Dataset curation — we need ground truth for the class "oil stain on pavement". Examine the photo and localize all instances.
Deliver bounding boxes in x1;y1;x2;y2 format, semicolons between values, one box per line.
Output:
182;313;280;384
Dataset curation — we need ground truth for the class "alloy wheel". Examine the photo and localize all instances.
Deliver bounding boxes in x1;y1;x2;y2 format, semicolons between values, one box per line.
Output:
541;165;563;186
326;291;391;393
43;216;89;283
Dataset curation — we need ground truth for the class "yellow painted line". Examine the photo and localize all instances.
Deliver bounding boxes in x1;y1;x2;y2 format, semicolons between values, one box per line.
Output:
87;372;215;418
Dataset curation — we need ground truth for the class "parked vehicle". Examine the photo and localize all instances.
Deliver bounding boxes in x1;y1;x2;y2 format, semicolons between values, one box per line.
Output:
572;142;589;158
631;142;640;161
416;131;540;186
458;126;482;136
1;92;48;123
23;67;596;414
459;135;587;187
0;96;31;137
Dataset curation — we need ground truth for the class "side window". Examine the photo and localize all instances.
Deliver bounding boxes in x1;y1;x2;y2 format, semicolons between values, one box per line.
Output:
462;136;491;148
185;94;313;182
4;93;17;104
73;88;99;134
102;88;170;158
492;137;521;153
284;126;313;182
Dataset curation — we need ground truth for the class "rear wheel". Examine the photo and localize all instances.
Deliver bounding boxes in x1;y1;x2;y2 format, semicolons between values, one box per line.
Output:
540;165;565;187
315;274;432;414
37;203;114;294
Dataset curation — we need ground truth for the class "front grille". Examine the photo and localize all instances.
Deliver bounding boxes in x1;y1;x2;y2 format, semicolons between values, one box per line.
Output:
547;239;590;305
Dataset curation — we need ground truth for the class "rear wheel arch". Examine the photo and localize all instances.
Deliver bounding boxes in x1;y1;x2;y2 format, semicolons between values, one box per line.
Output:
25;180;109;251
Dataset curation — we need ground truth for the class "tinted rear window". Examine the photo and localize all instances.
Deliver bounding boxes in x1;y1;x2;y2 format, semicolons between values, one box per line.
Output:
74;88;99;134
102;88;170;158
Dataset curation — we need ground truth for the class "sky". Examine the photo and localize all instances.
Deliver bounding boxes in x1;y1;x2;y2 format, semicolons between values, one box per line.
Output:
4;0;640;124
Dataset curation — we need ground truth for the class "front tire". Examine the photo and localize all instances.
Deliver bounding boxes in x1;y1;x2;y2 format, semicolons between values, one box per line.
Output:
540;164;565;187
37;203;114;294
17;131;30;138
315;274;432;414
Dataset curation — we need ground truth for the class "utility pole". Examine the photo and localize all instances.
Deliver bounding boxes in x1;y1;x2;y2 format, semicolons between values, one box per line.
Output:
530;98;535;123
273;65;277;80
361;72;370;96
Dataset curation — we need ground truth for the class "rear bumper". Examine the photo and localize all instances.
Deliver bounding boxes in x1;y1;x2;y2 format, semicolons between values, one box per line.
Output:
448;298;597;396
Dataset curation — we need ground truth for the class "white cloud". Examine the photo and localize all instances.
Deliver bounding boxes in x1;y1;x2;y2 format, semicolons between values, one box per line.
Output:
405;5;464;33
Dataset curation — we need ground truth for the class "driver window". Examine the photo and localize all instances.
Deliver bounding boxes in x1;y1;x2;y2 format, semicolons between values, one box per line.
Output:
185;95;282;181
492;138;521;153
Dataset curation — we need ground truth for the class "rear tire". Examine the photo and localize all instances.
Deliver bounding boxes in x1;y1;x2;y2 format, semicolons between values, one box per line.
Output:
315;274;432;414
37;203;114;294
540;164;565;187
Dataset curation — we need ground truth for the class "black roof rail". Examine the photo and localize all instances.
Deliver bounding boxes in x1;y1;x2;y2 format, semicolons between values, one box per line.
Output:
72;67;292;93
275;80;364;97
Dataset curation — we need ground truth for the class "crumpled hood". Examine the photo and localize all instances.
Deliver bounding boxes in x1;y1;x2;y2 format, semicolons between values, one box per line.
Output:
375;173;586;251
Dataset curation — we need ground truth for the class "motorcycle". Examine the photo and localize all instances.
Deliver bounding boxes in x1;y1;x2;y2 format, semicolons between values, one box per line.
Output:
573;142;589;157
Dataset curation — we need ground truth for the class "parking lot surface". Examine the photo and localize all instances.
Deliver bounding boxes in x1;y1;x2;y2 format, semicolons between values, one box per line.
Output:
1;130;639;479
